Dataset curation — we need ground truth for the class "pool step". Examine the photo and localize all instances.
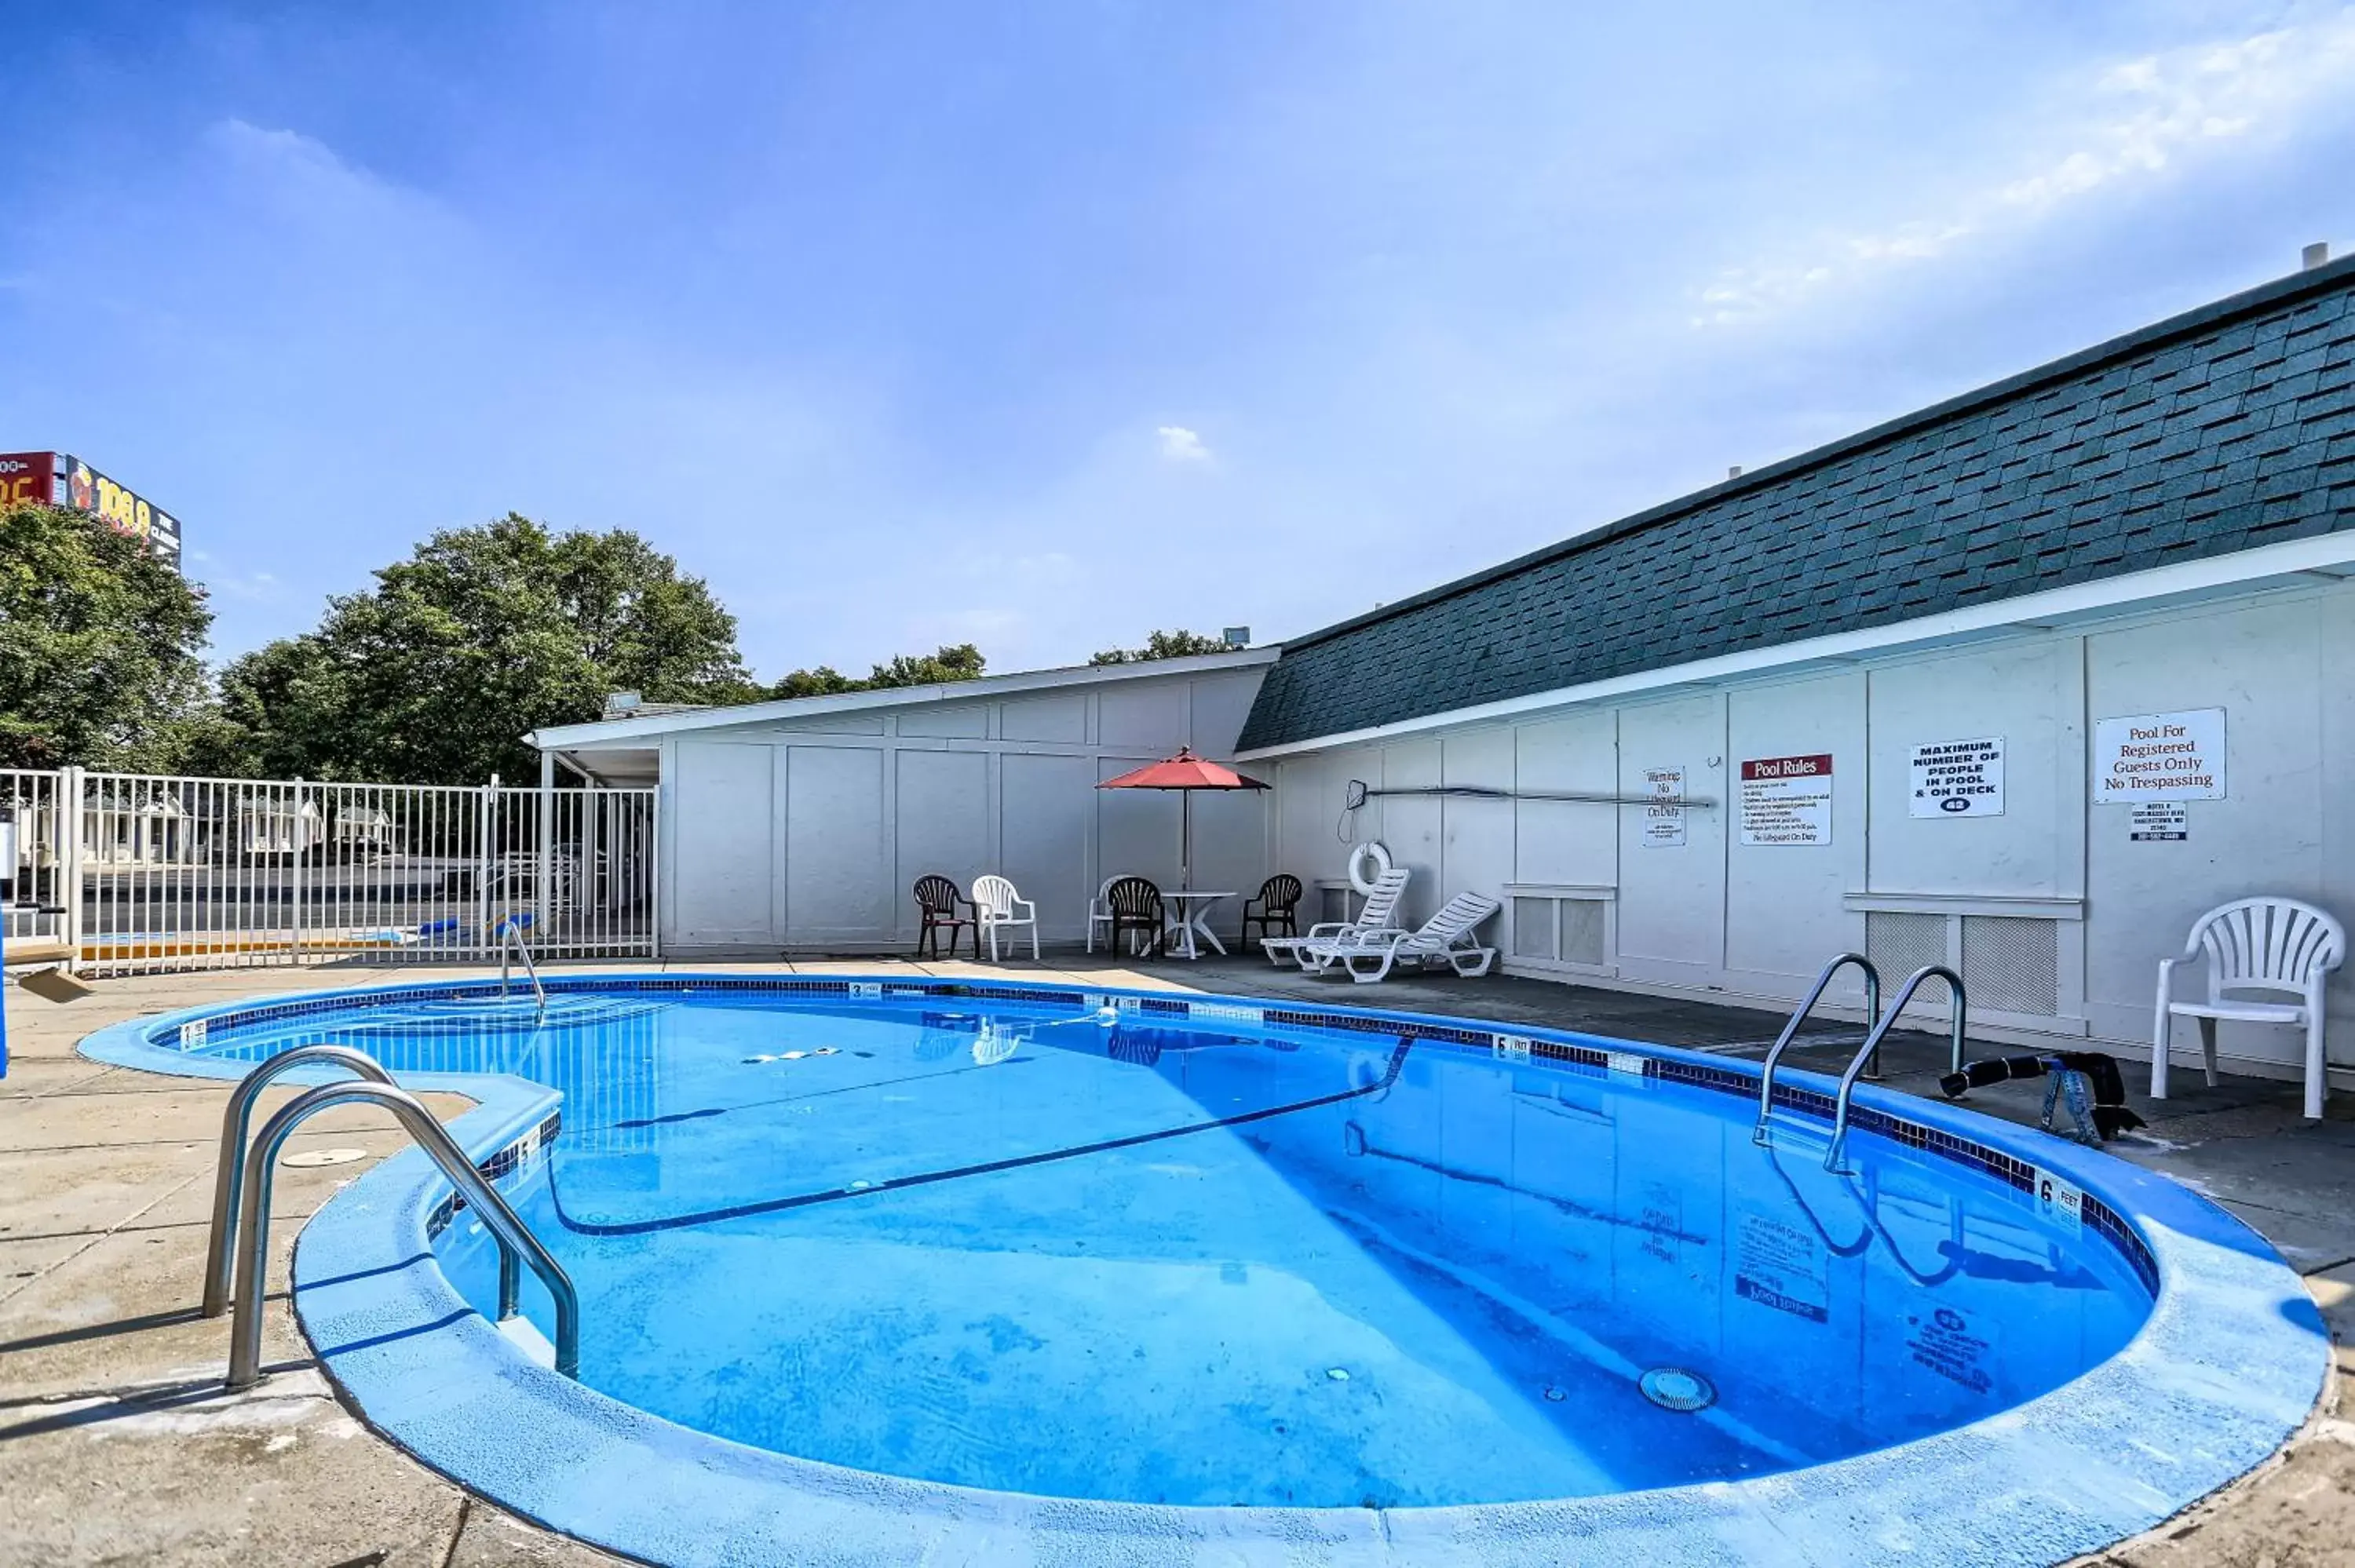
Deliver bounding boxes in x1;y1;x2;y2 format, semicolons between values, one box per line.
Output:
331;995;670;1036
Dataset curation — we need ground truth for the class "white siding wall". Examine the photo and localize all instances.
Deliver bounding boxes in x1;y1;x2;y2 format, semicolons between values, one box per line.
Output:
660;669;1271;954
1266;578;2355;1087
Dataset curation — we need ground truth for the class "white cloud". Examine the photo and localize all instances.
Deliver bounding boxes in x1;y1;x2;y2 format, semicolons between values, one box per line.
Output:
1156;425;1211;462
1692;12;2355;326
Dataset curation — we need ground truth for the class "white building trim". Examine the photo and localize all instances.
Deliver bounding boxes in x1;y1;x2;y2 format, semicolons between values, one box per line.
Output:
528;646;1281;752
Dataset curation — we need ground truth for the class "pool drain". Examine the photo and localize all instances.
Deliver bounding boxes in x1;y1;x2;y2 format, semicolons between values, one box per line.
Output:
1638;1367;1716;1412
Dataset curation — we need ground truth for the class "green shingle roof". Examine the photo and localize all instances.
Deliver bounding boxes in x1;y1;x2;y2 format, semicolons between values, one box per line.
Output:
1239;257;2355;752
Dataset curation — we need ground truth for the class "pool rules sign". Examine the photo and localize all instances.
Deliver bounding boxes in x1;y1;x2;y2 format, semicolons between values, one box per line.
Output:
1909;737;2005;819
1739;754;1832;846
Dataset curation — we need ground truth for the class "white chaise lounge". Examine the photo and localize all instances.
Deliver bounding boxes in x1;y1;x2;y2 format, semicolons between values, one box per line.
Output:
1300;892;1502;984
1261;868;1410;968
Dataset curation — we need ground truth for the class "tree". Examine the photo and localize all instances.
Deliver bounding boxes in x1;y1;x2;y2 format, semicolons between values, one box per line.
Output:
212;515;754;783
0;501;216;770
771;643;985;700
1088;629;1230;665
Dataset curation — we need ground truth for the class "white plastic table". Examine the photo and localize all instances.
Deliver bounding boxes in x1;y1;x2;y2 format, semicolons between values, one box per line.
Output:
1159;891;1235;961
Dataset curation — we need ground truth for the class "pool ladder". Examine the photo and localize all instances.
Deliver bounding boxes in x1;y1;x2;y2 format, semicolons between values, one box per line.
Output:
201;1044;580;1391
1755;953;1968;1172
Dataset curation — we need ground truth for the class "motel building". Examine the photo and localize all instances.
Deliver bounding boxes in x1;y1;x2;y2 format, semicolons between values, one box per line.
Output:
531;250;2355;1097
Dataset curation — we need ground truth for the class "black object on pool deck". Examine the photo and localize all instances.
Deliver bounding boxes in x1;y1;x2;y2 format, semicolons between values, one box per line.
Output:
1941;1051;2145;1143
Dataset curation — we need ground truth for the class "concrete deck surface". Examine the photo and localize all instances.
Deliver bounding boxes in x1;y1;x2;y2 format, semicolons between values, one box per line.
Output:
1;954;2346;1566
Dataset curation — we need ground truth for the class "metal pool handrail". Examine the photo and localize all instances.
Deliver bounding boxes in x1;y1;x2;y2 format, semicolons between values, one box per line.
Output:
1754;952;1881;1145
1825;964;1967;1175
203;1045;396;1318
225;1080;580;1391
498;917;546;1016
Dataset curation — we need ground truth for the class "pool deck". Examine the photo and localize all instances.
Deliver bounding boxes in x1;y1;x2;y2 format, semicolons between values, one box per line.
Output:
2;954;2349;1566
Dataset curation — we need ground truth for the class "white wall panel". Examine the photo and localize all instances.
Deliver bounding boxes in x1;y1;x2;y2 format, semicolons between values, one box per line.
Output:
784;746;892;945
1725;673;1865;990
1187;673;1265;754
1513;710;1617;887
671;742;776;946
1867;644;2067;897
1001;694;1089;743
1440;729;1515;904
1099;684;1190;752
899;705;988;739
1614;695;1726;979
1000;753;1100;937
2085;599;2332;1068
895;749;992;921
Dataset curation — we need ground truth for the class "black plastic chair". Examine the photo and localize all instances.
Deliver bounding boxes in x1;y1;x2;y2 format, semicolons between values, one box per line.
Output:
1240;874;1302;953
913;875;977;960
1104;876;1166;960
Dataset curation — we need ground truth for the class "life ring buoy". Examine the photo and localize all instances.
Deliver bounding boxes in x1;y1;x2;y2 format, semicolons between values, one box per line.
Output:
1347;841;1393;895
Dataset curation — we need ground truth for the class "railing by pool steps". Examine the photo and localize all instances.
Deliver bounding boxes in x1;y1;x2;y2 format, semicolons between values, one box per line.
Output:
205;1052;580;1391
1755;953;1971;1172
498;915;547;1017
203;1045;396;1318
1754;952;1882;1143
1824;965;1967;1176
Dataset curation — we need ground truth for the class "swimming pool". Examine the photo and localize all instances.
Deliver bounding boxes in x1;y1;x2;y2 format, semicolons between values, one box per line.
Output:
86;975;2327;1565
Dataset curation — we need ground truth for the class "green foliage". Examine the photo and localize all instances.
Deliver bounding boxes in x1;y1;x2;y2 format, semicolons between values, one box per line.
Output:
211;515;754;783
772;643;985;700
0;502;216;770
1088;629;1230;665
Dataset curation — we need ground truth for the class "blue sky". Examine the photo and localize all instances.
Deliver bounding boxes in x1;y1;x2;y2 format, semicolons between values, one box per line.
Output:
5;2;2353;681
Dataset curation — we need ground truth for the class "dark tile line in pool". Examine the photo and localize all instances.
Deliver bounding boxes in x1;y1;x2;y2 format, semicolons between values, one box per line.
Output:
425;1111;564;1239
176;975;2160;1292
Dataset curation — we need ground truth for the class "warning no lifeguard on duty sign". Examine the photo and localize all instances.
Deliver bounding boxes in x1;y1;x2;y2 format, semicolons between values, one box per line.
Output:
1908;737;2005;819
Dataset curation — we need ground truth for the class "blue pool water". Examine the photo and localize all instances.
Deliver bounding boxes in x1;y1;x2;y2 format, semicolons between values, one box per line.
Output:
203;989;2151;1511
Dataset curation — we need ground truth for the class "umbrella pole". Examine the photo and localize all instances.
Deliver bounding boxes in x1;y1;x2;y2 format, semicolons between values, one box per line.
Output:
1181;791;1192;892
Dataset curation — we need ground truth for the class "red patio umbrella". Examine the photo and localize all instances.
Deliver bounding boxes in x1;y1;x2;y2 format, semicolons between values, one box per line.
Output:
1097;747;1269;891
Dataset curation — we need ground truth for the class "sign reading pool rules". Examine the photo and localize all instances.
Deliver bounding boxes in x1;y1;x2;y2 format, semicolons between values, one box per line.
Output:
1641;765;1687;848
2094;708;2225;804
1908;737;2004;819
1738;753;1832;846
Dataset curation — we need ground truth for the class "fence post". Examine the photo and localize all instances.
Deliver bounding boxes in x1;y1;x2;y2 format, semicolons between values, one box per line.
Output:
290;778;306;964
536;751;553;947
477;776;498;960
59;765;85;969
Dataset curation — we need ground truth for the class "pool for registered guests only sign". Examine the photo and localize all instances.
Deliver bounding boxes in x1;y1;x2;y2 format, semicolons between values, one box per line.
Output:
2092;709;2225;803
1739;753;1832;846
1908;737;2004;818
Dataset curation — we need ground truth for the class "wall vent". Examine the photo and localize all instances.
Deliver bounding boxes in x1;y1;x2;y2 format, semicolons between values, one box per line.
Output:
1511;897;1556;960
1561;899;1608;966
1864;910;1945;981
1962;915;2061;1016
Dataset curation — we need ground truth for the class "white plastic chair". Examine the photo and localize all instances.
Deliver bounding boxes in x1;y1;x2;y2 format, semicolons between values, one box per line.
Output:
1301;892;1502;984
971;874;1040;963
1084;876;1119;954
2153;896;2345;1119
1260;868;1411;968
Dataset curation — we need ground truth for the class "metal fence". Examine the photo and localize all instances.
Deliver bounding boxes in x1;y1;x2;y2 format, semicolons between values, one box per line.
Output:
2;767;656;976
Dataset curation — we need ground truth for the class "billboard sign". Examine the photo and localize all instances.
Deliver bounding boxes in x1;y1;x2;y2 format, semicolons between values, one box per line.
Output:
2;452;181;569
0;451;56;510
